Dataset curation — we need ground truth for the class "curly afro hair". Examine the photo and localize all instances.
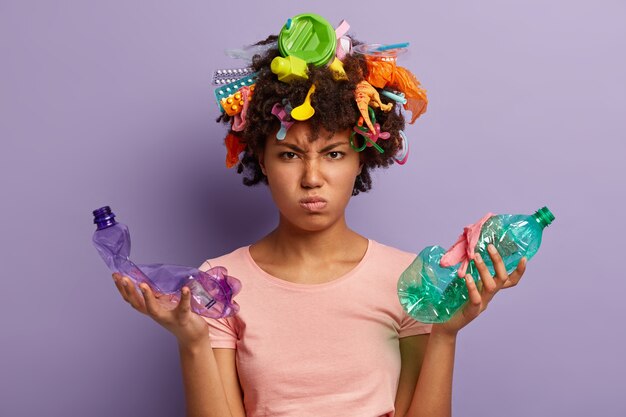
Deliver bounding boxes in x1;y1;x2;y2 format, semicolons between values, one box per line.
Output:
217;35;409;196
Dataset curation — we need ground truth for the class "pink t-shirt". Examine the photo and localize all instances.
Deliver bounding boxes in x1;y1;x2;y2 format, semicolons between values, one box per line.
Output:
199;239;432;417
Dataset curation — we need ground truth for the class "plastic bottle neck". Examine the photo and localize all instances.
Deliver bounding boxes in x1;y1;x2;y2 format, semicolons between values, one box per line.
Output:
532;206;555;229
93;206;118;230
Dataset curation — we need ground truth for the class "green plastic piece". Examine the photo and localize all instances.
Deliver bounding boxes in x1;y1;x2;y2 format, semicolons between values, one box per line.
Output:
398;207;556;323
350;107;384;153
271;56;309;83
278;13;337;67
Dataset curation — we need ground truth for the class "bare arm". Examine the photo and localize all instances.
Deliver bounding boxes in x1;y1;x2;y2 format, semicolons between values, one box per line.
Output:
401;245;527;417
403;330;456;417
394;334;429;416
179;340;240;417
213;348;247;417
111;273;241;417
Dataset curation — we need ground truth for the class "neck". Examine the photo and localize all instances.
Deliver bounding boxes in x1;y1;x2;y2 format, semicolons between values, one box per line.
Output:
265;214;360;263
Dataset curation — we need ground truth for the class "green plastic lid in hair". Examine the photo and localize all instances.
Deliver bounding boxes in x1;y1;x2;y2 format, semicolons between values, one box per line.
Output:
278;13;337;67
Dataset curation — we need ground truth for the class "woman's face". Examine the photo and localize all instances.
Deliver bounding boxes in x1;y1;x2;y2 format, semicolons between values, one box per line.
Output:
259;122;363;232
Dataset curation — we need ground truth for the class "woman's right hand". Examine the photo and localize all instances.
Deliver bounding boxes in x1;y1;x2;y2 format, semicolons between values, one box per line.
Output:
112;273;211;349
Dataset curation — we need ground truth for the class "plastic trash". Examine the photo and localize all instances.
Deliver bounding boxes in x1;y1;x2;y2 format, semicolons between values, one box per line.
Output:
398;207;555;323
92;206;241;318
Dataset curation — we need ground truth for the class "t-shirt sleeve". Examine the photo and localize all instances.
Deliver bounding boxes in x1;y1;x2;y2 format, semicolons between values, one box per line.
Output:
399;308;433;338
198;260;239;349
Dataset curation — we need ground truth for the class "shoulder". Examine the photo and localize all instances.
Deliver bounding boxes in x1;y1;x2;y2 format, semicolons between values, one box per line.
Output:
198;244;250;272
364;239;419;285
369;239;417;267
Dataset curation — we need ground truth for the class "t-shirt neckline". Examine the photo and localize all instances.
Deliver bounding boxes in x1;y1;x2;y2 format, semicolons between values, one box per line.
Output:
244;239;375;290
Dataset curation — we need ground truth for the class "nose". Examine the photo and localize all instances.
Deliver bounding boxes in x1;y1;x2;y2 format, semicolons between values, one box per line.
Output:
300;158;324;189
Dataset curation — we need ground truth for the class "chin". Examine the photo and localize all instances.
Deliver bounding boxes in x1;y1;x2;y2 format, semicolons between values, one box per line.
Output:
285;211;339;232
295;216;330;230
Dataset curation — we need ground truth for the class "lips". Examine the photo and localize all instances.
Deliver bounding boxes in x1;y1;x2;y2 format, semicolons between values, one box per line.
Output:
299;197;327;204
299;196;328;212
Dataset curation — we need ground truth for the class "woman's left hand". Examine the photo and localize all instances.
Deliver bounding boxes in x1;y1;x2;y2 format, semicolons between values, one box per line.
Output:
432;244;527;337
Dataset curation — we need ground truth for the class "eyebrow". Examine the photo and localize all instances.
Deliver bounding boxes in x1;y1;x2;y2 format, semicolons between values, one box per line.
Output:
276;141;349;153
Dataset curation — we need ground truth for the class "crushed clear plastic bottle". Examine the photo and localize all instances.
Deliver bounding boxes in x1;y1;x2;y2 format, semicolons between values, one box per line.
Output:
398;207;555;323
92;206;241;318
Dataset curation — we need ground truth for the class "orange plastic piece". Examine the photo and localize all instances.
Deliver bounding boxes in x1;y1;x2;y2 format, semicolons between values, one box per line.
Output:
224;133;246;168
354;81;393;133
364;57;428;124
221;85;256;117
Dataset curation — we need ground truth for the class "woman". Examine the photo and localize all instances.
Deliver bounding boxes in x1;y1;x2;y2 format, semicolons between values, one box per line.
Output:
111;17;528;417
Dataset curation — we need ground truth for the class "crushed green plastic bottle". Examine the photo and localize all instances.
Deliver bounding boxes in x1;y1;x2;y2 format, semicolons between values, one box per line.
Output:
398;207;555;323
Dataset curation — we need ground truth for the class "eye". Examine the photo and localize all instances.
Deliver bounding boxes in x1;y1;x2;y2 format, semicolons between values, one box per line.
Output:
279;151;299;160
327;151;345;160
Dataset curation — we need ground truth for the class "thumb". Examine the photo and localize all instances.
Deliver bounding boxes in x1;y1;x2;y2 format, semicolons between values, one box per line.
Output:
176;286;193;317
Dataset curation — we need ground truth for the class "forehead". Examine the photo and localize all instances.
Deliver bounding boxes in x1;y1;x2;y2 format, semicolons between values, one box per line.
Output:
267;122;349;150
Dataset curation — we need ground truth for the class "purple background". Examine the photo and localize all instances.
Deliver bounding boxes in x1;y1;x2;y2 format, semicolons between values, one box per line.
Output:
1;1;624;416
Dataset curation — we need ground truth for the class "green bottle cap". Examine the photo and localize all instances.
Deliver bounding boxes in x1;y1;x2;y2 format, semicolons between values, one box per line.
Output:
278;13;337;67
533;206;555;229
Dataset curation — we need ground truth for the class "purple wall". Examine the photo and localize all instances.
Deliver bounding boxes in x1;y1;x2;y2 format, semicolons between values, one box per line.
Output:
1;1;624;416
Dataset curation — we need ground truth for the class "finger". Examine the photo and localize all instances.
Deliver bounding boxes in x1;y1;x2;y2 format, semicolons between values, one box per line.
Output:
503;257;527;289
139;283;164;319
112;274;128;299
487;244;509;286
120;277;147;312
473;253;497;302
119;277;138;307
462;274;482;321
176;286;192;317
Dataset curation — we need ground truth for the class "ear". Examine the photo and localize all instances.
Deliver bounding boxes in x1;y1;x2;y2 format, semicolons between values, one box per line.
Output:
258;150;267;176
